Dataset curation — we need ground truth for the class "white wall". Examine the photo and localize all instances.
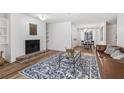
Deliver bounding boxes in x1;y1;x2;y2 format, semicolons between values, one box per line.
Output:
72;25;81;47
0;13;7;18
95;29;100;45
106;24;117;45
102;22;107;44
117;14;124;47
94;22;107;45
47;22;72;51
9;13;46;62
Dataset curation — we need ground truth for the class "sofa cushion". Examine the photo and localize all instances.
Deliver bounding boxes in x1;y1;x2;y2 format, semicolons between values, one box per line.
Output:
111;50;124;60
104;45;120;55
114;55;124;60
111;50;122;58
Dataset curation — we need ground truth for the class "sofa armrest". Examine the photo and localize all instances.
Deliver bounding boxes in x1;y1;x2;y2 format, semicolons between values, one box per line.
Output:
96;45;107;52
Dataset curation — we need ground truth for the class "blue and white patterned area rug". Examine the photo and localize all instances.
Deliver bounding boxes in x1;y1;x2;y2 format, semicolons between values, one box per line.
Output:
20;55;101;79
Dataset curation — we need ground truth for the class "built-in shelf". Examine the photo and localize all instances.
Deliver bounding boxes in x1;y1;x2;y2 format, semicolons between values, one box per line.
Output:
0;17;8;58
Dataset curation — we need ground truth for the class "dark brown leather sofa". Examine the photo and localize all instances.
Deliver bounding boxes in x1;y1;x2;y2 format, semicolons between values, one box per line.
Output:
96;45;124;79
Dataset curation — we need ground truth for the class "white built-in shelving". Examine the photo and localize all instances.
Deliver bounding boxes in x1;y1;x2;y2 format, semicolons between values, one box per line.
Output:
0;17;8;58
0;18;8;45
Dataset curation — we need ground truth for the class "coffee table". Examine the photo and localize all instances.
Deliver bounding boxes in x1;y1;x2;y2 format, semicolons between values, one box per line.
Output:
58;51;81;77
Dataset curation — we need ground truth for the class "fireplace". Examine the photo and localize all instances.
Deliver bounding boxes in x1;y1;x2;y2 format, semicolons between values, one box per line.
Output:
25;40;40;54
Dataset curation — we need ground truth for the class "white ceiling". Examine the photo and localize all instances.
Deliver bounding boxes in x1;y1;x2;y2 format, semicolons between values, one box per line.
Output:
24;13;118;24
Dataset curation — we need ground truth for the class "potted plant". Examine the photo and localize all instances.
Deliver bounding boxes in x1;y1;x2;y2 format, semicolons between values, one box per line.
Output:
0;51;4;65
65;48;75;59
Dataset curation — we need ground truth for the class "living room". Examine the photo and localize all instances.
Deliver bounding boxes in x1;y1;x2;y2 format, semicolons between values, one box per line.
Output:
1;13;124;79
1;0;124;93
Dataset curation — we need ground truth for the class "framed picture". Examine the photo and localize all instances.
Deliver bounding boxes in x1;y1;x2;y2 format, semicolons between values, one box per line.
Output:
29;23;37;35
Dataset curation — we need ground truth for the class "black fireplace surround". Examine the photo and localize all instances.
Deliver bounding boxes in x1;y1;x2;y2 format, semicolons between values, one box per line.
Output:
25;40;40;54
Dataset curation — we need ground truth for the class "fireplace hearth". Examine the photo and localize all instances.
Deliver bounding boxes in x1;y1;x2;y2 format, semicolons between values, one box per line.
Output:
25;40;40;54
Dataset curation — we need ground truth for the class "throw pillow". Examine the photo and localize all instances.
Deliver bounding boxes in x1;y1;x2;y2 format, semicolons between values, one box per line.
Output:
113;54;124;60
104;45;120;55
111;50;122;58
111;50;124;60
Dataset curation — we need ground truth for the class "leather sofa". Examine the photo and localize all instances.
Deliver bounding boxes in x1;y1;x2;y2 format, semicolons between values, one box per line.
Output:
96;45;124;79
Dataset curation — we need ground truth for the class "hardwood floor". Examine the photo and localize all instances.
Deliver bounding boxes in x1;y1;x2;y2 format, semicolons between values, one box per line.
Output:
0;47;95;79
75;46;95;56
0;50;60;79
